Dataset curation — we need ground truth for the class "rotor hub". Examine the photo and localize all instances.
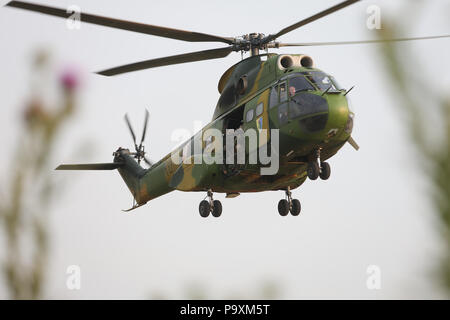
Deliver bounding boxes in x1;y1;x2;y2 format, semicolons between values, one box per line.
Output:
234;33;267;55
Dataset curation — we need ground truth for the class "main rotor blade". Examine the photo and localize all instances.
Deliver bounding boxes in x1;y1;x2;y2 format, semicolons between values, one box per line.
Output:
263;0;360;44
55;163;124;170
124;114;137;146
273;34;450;47
6;1;234;44
97;46;234;76
140;109;149;146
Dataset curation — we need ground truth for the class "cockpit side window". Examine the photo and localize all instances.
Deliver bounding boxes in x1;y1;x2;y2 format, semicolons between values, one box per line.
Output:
278;103;288;126
279;82;287;103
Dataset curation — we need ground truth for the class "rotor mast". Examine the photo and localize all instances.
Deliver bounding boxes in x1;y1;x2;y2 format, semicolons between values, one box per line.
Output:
247;33;264;56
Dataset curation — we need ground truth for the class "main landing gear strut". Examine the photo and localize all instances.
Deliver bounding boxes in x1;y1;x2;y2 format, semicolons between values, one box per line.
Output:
199;189;222;218
278;186;301;216
307;149;331;181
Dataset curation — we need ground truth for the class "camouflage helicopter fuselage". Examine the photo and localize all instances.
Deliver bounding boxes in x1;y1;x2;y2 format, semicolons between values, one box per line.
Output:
115;53;354;206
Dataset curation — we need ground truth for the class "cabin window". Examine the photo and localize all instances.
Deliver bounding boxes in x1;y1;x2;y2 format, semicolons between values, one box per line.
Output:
279;82;287;102
278;103;288;125
246;109;254;122
269;86;278;108
255;102;263;117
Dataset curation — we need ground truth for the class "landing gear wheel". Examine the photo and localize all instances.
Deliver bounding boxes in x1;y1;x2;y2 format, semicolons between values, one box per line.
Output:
199;200;210;218
278;199;289;216
319;162;331;180
212;200;222;217
290;199;301;216
307;161;320;180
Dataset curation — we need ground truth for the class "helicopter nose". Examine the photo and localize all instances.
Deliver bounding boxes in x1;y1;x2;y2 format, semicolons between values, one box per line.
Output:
326;94;350;138
292;93;349;137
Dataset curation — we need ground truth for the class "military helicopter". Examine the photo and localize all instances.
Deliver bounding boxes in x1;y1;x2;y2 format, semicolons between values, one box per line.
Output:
6;0;449;217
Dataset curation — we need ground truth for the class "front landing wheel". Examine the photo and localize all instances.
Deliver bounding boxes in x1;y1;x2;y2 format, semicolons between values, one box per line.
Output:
199;200;210;218
290;199;301;216
278;199;290;216
307;162;320;180
212;200;222;217
320;162;331;180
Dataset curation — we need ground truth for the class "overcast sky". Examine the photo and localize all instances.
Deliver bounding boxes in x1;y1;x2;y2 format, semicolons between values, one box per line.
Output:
0;0;449;299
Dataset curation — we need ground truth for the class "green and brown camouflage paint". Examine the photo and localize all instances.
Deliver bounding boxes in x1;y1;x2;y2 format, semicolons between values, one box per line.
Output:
121;54;353;206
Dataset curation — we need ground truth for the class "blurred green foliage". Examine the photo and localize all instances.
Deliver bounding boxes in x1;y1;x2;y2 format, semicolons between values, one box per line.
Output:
377;20;450;293
0;51;78;299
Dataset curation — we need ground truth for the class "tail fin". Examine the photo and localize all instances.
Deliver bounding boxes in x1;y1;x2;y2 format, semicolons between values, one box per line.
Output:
114;149;147;204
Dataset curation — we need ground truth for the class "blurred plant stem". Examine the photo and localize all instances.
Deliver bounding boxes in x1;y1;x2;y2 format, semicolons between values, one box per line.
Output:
0;51;78;299
377;20;450;293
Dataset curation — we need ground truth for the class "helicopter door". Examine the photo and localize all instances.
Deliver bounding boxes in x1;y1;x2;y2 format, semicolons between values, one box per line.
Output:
268;81;289;128
242;98;258;166
222;104;245;176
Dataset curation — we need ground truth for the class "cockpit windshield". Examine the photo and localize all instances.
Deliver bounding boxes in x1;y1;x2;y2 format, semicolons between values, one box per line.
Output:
288;76;314;96
302;71;340;92
329;75;344;91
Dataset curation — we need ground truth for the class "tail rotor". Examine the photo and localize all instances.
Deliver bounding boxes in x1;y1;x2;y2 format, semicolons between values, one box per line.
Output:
124;109;153;166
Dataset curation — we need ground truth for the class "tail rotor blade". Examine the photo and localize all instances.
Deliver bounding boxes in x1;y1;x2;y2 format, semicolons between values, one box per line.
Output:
124;113;137;147
140;109;150;146
143;156;153;167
